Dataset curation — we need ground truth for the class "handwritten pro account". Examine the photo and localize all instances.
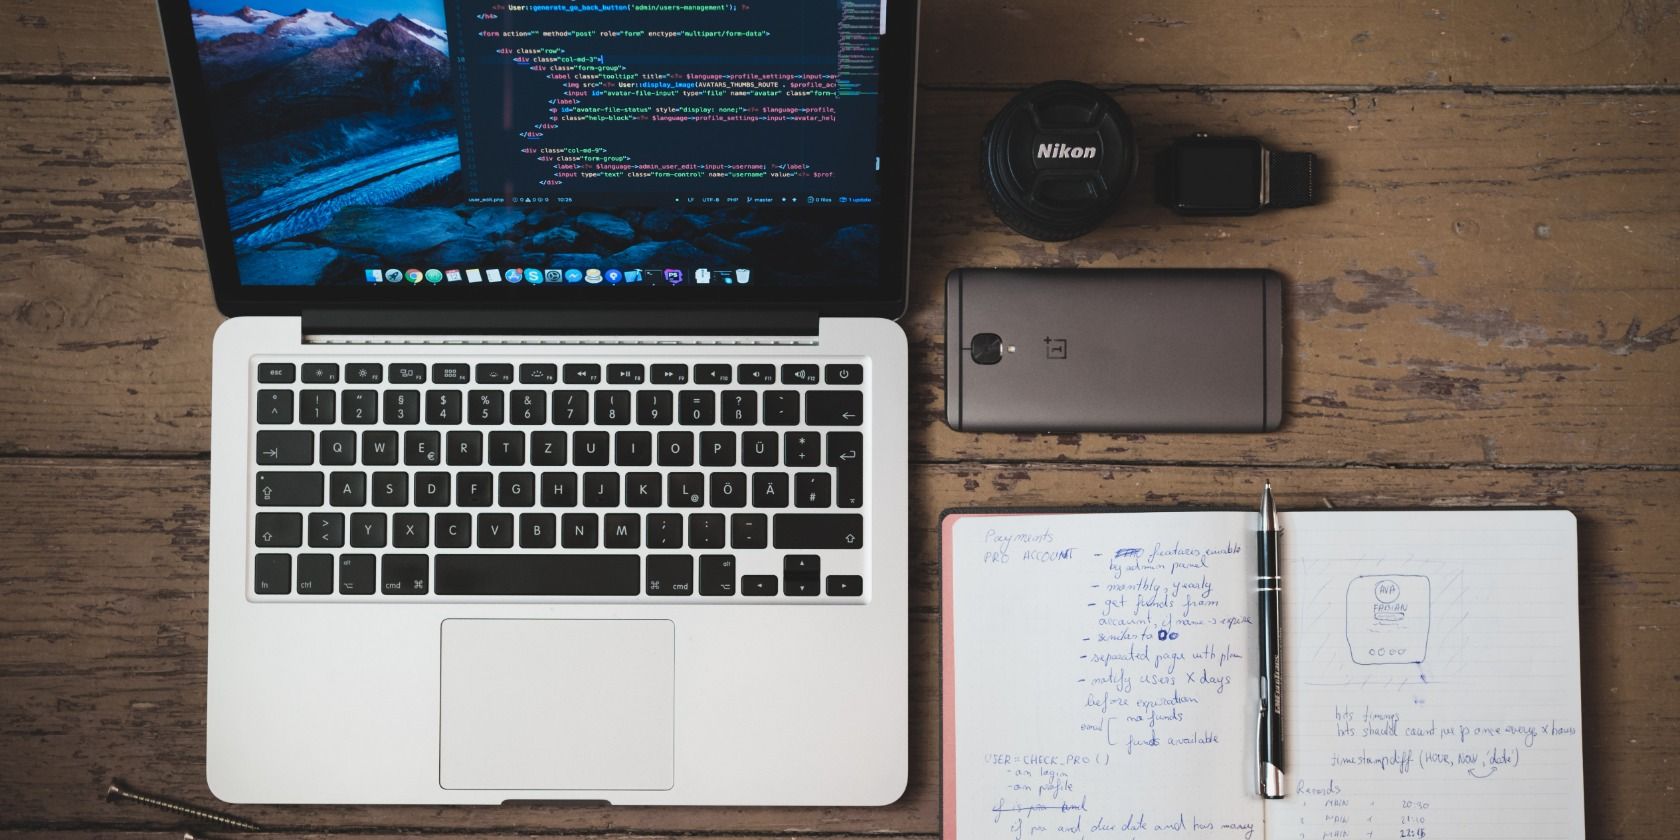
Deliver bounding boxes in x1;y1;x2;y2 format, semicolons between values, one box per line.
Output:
940;509;1583;839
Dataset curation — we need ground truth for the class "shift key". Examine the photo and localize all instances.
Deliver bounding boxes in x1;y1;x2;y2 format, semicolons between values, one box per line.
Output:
773;514;864;549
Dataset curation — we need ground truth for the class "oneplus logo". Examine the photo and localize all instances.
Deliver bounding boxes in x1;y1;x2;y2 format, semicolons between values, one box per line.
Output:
1044;337;1068;359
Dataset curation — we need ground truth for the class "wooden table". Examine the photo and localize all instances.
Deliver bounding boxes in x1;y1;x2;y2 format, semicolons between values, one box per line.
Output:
2;1;1676;836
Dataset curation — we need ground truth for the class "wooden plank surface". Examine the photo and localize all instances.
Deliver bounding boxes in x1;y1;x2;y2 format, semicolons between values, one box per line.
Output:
0;460;1675;833
7;0;1680;87
3;83;1677;464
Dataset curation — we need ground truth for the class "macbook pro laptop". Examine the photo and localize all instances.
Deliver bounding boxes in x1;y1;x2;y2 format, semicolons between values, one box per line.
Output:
156;0;917;804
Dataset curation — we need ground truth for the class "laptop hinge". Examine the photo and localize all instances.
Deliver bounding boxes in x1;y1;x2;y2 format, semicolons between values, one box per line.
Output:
301;308;820;338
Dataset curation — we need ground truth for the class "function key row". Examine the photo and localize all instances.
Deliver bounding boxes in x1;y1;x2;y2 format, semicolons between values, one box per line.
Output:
258;362;864;387
257;388;862;428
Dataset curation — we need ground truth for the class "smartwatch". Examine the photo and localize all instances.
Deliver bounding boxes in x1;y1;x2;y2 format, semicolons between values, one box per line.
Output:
1155;135;1318;216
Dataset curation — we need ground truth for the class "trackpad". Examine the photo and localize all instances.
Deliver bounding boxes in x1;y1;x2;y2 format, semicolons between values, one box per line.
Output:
440;619;674;791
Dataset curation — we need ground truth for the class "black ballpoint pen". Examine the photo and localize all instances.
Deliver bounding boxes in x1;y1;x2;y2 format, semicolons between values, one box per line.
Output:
1257;481;1285;799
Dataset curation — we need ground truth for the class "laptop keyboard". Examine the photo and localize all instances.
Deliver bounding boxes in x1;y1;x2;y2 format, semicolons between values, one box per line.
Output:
247;358;868;601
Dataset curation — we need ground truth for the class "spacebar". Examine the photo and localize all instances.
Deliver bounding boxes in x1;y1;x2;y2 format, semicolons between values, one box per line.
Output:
435;555;641;596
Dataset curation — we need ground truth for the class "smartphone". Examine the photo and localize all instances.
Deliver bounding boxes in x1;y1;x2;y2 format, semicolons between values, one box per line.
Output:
944;268;1284;432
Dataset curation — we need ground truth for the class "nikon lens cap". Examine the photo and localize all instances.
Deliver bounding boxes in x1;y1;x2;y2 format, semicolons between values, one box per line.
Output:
982;81;1137;241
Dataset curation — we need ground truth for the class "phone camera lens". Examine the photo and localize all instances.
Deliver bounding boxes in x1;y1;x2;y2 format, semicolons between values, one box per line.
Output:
971;333;1003;365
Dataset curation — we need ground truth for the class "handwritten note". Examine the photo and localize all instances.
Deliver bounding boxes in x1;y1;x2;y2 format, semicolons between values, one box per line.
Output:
948;512;1264;839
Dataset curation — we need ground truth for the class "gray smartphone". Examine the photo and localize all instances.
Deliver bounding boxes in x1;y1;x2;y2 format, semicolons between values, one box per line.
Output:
944;268;1284;432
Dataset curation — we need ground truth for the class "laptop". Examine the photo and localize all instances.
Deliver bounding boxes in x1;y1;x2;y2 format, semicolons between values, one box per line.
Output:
156;0;917;805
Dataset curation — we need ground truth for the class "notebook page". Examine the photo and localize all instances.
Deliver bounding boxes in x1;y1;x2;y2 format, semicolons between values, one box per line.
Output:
1267;510;1583;840
946;511;1264;840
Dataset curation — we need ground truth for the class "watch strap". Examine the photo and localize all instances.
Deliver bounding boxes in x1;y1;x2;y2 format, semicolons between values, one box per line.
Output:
1266;150;1317;208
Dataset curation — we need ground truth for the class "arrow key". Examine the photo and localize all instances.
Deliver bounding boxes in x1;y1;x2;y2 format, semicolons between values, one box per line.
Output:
805;391;862;426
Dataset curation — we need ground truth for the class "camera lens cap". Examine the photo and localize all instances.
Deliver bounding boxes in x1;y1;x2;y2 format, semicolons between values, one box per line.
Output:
981;81;1137;241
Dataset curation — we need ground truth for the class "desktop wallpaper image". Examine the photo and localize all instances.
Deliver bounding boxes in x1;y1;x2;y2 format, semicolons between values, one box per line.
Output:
189;2;881;287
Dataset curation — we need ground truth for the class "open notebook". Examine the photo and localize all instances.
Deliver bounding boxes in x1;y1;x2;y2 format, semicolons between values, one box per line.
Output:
941;508;1583;840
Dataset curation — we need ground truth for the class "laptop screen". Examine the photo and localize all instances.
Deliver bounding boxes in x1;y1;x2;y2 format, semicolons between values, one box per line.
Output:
166;1;913;311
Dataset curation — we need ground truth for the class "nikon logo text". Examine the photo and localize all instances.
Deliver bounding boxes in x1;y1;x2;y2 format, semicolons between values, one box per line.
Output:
1037;143;1097;160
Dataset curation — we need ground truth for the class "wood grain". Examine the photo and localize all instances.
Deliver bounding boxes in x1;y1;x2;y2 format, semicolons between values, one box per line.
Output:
2;83;1676;464
6;0;1680;87
1;460;1675;833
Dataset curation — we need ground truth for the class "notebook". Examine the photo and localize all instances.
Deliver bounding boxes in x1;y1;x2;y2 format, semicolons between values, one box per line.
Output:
941;507;1583;840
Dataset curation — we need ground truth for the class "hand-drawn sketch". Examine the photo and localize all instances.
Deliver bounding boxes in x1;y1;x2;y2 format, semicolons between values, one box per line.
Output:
1345;574;1431;665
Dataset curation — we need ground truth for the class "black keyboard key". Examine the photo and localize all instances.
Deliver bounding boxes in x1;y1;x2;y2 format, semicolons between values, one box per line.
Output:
700;431;736;467
468;390;503;425
595;390;632;425
435;554;640;596
432;363;471;384
488;430;525;466
710;473;747;508
256;472;323;507
826;575;863;597
256;390;294;424
608;363;645;384
254;512;302;547
511;390;546;425
807;391;863;426
574;431;609;466
381;554;428;595
342;390;378;425
414;472;451;507
500;472;536;507
668;473;704;507
743;575;779;596
773;514;864;549
625;472;662;507
657;431;694;466
721;391;757;425
457;472;494;507
785;431;821;467
384;390;421;425
362;430;398;465
477;513;515;548
339;554;375;594
637;390;674;426
786;577;820;597
541;472;578;507
752;473;789;508
652;364;688;384
700;554;737;595
563;363;601;384
531;431;567;466
298;389;335;424
520;513;557;548
388;363;426;384
392;513;429;547
730;513;768;549
329;471;366;507
695;364;732;384
781;364;819;385
604;513;641;548
447;430;483;466
308;512;344;548
583;472;620;507
647;513;683;548
436;513;472;548
614;431;652;466
519;363;558;384
255;553;291;594
763;391;800;425
256;430;313;465
646;555;694;596
825;364;864;385
317;430;353;465
350;512;386;547
795;472;832;508
475;363;513;384
784;554;821;576
743;431;779;466
372;471;408;507
689;513;726;549
426;389;462;425
404;430;442;467
679;391;715;425
257;363;295;383
346;362;382;384
738;364;775;385
561;513;599;548
828;431;864;508
302;363;339;384
552;390;589;425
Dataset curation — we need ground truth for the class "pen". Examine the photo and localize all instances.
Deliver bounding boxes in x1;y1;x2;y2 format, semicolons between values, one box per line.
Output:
1257;481;1285;799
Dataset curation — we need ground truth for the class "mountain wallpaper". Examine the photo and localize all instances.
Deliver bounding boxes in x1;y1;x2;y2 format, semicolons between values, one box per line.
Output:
192;4;879;287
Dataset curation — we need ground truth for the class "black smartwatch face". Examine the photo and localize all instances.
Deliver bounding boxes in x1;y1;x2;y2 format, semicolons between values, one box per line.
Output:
1172;139;1262;213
